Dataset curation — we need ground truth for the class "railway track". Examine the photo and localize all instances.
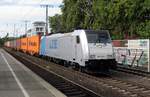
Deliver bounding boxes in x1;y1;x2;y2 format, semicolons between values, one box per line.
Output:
6;51;100;97
115;65;150;77
5;48;150;97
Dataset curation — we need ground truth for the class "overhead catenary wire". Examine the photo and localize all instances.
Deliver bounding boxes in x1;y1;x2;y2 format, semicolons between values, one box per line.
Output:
13;0;61;36
20;0;44;23
20;0;44;35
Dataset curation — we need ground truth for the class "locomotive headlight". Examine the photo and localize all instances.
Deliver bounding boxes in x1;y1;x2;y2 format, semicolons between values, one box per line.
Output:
90;55;96;59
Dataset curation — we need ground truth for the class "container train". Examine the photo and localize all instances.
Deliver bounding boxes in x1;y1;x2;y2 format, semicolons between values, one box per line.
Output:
4;30;116;72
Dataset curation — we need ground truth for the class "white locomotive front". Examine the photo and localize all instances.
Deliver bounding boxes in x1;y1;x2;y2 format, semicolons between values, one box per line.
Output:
83;30;116;71
40;29;116;72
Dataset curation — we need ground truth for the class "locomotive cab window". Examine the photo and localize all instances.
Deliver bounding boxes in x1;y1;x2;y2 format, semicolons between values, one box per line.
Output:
76;36;80;44
85;30;111;43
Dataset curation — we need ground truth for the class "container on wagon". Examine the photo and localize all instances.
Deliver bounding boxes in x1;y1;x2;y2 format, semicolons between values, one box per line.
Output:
27;35;41;55
20;38;28;53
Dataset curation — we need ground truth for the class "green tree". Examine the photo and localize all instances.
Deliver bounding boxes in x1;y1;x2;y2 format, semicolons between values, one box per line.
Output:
0;33;9;47
49;0;150;39
50;14;63;33
136;20;150;38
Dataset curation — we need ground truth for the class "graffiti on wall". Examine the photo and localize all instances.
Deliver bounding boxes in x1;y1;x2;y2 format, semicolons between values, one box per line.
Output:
114;48;148;67
113;39;149;68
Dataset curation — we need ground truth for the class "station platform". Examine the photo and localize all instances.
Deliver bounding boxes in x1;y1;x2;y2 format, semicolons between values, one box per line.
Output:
0;49;67;97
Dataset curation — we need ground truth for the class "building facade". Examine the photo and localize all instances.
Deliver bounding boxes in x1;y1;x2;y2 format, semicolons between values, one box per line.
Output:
27;21;46;37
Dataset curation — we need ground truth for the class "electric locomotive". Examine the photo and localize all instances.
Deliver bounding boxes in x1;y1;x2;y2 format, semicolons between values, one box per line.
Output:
40;30;116;72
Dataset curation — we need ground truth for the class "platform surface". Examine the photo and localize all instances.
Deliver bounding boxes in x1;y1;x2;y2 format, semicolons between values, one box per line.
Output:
0;49;67;97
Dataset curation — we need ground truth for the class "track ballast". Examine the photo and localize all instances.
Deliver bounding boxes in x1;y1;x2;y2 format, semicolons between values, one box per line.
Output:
5;48;150;97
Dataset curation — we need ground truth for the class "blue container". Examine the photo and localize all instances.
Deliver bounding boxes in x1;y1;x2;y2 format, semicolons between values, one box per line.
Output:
40;36;46;55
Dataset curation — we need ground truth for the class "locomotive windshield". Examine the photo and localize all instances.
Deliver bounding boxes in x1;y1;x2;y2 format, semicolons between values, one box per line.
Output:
85;30;111;43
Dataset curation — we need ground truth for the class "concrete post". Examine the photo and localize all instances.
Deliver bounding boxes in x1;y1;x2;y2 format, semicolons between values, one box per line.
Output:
148;39;150;72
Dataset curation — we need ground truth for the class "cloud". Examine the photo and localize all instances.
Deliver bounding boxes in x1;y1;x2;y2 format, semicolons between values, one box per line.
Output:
0;0;63;37
0;0;63;6
0;0;18;5
0;5;61;22
0;0;63;21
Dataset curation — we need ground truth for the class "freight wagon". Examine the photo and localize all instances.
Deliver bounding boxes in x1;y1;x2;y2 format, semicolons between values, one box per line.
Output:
4;41;10;48
20;38;28;53
16;39;21;51
27;35;41;55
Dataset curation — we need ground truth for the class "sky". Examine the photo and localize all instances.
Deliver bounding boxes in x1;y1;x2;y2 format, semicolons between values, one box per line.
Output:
0;0;63;38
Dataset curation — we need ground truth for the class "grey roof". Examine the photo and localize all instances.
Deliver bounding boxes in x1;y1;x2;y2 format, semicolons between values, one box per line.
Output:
33;21;46;24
